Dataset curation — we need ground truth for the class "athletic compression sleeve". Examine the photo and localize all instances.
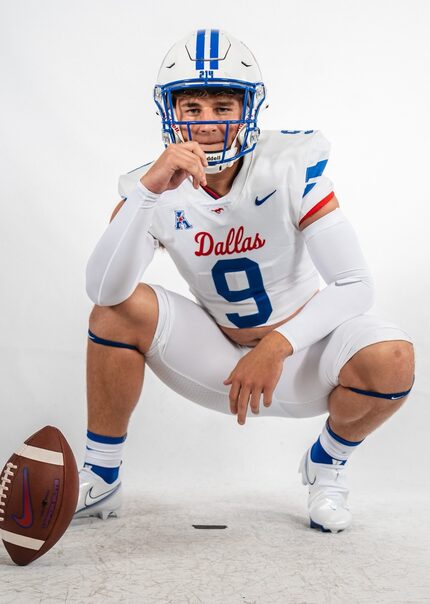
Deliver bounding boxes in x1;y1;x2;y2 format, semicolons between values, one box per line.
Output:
274;208;375;353
86;181;160;306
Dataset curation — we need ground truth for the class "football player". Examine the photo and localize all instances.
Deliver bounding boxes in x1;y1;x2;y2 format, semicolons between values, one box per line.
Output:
75;30;414;532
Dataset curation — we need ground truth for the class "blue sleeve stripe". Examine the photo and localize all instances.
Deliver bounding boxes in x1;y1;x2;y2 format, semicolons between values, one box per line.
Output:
196;29;205;70
306;159;328;182
303;182;316;198
210;29;219;69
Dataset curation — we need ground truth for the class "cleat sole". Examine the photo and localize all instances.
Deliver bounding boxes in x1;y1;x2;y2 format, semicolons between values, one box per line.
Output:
310;519;343;533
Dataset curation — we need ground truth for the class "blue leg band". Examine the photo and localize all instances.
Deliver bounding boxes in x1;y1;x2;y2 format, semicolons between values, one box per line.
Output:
326;420;363;445
88;329;139;352
347;376;414;401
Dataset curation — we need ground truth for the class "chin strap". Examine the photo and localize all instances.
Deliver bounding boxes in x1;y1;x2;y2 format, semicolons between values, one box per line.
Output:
203;124;250;173
203;147;238;173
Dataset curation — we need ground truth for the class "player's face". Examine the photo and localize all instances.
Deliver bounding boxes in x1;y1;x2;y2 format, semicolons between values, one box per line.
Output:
175;94;243;151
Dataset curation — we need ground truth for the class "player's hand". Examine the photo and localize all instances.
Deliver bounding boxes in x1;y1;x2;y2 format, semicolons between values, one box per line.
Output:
223;331;293;425
141;142;208;194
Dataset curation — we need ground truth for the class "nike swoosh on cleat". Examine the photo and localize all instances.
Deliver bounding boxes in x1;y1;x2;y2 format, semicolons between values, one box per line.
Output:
85;484;120;508
305;454;316;485
255;190;277;206
13;466;33;528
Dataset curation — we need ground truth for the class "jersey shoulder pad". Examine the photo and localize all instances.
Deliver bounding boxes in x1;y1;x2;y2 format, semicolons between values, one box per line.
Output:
257;129;329;162
118;161;154;199
255;130;330;187
302;130;331;168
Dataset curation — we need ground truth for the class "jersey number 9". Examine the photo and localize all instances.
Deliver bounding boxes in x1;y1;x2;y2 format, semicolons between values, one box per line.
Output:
211;258;273;328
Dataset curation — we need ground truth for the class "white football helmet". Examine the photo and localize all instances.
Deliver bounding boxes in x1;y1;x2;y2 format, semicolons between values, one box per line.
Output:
154;29;266;173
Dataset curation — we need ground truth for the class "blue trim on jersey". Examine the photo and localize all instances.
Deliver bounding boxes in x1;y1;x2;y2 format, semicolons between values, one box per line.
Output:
87;431;127;444
196;29;205;70
306;159;328;182
326;421;363;446
88;329;139;352
303;182;316;197
210;29;219;69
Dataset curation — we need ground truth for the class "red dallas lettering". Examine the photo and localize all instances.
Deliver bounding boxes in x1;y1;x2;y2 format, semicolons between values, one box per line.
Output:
194;227;266;257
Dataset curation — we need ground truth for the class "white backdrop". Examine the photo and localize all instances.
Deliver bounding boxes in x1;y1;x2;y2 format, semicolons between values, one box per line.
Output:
1;0;429;496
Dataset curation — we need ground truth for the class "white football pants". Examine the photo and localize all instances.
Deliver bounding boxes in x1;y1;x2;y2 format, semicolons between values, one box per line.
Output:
144;284;413;418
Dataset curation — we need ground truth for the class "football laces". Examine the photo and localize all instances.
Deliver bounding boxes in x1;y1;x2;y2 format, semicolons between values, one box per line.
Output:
0;463;18;521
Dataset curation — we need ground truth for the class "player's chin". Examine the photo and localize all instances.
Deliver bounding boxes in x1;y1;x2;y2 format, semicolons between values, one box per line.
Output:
198;144;224;152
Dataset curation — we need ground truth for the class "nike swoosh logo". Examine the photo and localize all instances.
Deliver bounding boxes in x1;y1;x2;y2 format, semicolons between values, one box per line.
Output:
305;454;316;485
255;190;276;206
85;484;120;507
13;466;33;528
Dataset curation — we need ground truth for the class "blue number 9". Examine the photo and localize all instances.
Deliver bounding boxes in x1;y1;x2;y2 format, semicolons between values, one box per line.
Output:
211;258;273;328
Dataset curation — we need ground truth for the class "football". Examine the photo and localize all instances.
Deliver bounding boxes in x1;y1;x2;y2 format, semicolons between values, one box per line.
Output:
0;425;79;566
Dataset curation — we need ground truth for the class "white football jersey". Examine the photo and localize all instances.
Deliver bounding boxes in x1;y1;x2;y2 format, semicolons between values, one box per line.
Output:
118;130;334;329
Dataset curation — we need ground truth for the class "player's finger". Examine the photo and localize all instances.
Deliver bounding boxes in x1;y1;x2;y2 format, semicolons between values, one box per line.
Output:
179;150;207;186
192;143;209;168
229;381;240;415
263;387;274;408
250;388;262;415
237;385;252;425
184;141;209;167
179;145;207;171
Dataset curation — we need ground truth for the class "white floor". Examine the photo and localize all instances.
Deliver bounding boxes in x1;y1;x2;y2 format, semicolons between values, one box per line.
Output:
1;485;429;604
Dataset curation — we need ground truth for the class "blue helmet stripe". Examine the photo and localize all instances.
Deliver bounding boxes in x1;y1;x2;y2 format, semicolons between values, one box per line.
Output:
210;29;219;69
306;159;328;182
196;29;205;70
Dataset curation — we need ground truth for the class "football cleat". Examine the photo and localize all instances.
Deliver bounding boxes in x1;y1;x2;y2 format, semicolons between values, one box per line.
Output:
299;448;352;533
73;466;122;520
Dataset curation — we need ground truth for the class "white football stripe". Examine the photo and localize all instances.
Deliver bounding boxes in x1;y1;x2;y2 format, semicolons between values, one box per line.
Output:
0;528;44;550
15;444;64;466
204;29;211;62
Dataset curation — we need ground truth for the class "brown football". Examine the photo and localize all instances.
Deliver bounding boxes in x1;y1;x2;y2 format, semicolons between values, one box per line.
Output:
0;425;78;566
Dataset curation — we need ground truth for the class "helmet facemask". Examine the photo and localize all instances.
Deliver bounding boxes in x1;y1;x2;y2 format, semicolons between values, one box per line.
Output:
154;30;267;173
155;85;264;173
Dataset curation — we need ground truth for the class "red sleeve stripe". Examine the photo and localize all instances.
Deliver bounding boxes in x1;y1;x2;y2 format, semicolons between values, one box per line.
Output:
298;191;335;226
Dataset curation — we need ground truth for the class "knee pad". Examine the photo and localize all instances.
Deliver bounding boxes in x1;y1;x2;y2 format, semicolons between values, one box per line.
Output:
88;329;139;352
